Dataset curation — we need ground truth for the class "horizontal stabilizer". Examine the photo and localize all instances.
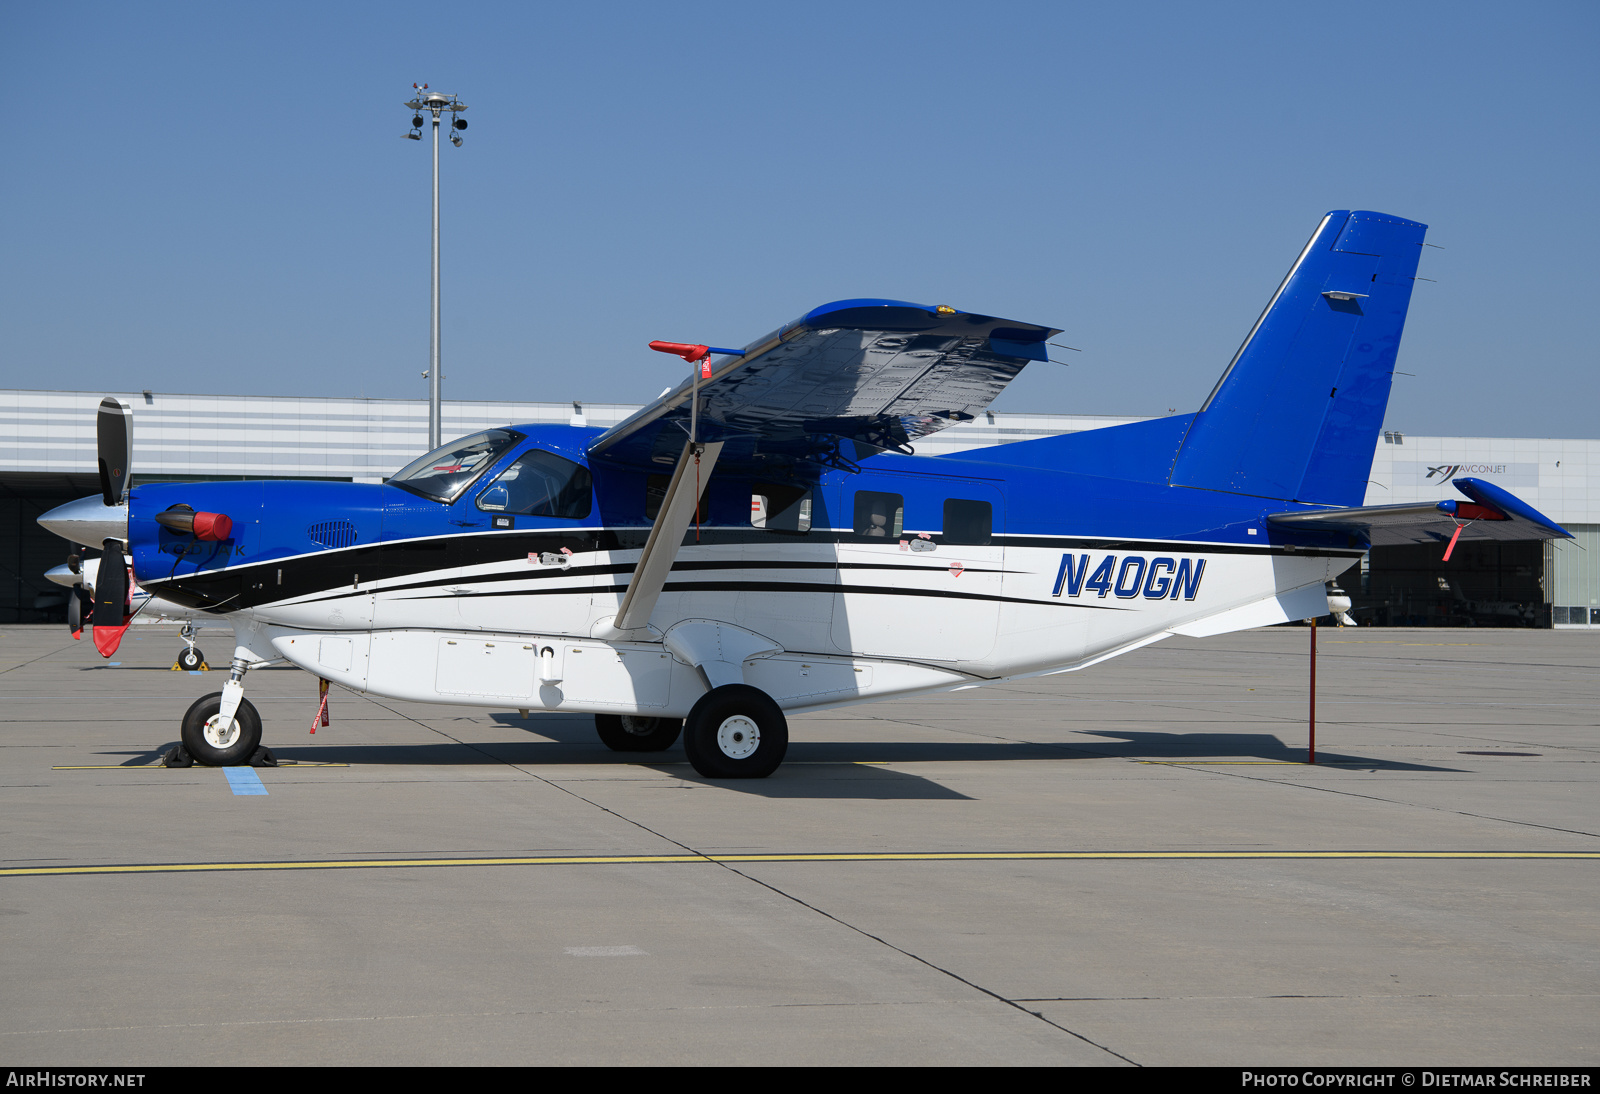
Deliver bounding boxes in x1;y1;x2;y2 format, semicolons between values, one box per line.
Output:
1266;478;1572;547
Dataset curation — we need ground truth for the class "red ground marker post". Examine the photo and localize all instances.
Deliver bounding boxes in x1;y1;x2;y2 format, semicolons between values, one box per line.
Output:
1308;617;1317;765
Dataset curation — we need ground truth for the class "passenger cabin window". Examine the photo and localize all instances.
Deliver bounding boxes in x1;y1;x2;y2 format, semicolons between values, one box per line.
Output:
390;429;524;504
752;483;812;533
476;450;593;519
943;499;992;545
853;491;903;538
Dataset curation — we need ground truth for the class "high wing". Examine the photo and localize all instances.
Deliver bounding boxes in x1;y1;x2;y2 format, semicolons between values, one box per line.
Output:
1266;477;1572;547
587;298;1060;472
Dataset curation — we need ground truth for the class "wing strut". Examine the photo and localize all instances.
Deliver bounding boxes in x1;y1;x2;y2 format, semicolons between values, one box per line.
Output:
598;439;724;638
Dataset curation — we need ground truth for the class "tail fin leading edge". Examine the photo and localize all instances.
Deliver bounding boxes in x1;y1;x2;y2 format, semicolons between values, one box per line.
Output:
1169;210;1427;506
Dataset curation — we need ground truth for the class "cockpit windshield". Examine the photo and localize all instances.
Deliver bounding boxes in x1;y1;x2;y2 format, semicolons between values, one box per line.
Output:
388;429;524;503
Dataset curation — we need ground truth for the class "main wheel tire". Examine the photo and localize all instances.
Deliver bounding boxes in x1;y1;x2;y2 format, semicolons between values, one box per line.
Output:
682;684;788;779
180;692;263;766
595;713;683;752
177;646;204;671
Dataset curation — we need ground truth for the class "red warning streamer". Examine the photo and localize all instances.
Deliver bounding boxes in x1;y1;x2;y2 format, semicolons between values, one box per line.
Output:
310;678;330;734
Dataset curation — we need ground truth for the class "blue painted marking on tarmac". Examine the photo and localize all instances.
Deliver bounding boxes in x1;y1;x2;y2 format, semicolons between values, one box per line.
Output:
188;671;201;676
107;662;121;667
224;767;268;796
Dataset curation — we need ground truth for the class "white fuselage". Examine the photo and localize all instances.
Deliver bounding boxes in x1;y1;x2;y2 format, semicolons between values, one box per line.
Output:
227;530;1346;717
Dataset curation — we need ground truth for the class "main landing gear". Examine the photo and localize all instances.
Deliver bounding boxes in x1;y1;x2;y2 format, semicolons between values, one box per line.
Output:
592;684;790;778
594;714;683;752
681;684;788;779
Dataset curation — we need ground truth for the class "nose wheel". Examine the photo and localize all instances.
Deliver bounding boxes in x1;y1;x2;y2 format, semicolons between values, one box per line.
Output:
171;622;206;671
179;691;263;766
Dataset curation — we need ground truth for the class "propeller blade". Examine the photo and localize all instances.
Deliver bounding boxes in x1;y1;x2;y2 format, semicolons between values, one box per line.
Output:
91;544;126;628
67;587;88;639
97;397;133;507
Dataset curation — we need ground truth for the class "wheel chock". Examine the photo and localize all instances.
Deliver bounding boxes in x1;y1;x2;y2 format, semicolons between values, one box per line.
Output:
170;661;181;671
161;744;195;768
161;744;273;767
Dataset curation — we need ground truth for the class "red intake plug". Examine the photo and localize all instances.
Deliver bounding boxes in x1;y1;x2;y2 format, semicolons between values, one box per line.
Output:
154;508;233;541
192;512;232;540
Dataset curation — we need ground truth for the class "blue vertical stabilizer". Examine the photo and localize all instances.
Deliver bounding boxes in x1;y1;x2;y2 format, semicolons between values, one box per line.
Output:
1169;210;1427;506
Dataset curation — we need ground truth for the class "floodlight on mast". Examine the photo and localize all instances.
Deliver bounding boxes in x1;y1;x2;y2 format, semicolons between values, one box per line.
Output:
401;83;470;448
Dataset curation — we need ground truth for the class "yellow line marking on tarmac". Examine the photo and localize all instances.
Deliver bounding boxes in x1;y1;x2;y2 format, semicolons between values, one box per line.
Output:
4;849;1596;878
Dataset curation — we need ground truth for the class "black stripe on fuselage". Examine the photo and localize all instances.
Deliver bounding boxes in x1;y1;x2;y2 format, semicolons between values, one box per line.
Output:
302;578;1135;613
993;534;1364;558
144;524;1361;614
294;559;1007;607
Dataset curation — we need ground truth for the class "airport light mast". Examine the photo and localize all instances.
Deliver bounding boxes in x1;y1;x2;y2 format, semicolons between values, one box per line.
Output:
403;85;469;450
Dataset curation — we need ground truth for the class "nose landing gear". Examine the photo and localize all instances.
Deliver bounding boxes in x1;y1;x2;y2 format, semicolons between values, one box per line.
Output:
163;653;276;767
170;621;208;672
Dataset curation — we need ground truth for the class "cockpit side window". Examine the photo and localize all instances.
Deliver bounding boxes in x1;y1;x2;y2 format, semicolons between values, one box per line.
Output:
476;450;593;519
390;430;524;504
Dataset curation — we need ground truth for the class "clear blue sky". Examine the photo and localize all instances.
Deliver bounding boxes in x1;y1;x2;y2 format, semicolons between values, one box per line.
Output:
2;1;1595;438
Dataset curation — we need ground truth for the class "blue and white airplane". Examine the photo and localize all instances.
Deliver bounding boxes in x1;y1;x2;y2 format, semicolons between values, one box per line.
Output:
39;210;1571;775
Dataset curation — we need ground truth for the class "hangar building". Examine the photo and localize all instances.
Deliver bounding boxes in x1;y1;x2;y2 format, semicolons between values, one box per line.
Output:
2;388;1594;628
